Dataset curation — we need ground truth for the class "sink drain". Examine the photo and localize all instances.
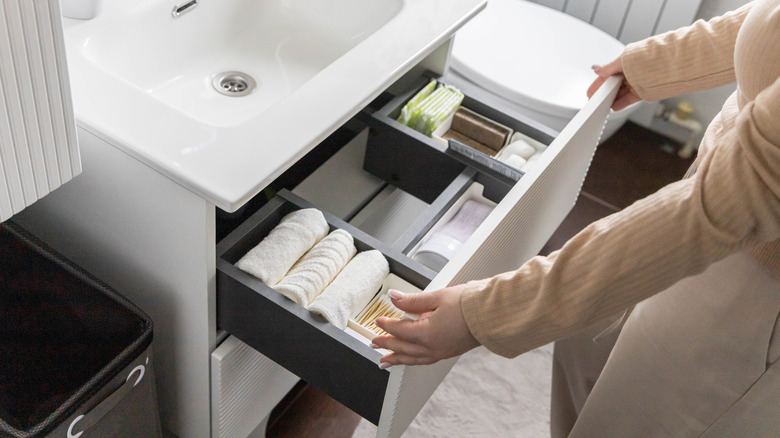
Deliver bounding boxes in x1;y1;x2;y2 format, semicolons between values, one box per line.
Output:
212;71;256;97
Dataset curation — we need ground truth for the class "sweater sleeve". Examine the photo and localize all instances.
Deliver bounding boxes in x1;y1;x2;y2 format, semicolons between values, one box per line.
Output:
461;75;780;358
621;3;751;102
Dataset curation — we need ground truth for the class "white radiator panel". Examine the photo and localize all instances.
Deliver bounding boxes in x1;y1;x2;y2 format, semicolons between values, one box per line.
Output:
211;336;299;438
619;0;668;44
0;0;80;222
528;0;703;43
590;0;631;39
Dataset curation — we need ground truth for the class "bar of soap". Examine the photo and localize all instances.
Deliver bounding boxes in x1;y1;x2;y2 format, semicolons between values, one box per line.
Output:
450;107;510;151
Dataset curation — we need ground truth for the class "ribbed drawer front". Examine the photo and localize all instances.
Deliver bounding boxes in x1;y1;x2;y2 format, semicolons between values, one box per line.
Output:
211;336;299;438
0;0;80;221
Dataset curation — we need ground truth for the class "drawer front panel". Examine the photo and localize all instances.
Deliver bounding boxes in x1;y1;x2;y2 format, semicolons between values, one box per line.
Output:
448;75;622;282
210;336;298;438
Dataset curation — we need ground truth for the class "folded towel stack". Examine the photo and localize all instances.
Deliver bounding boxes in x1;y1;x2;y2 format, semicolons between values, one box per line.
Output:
308;250;390;330
235;208;329;286
274;229;357;307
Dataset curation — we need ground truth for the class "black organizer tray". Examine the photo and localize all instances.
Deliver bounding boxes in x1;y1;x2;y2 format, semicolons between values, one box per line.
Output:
364;74;555;204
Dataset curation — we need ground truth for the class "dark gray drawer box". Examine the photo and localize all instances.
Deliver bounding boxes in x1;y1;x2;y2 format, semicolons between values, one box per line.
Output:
216;190;431;424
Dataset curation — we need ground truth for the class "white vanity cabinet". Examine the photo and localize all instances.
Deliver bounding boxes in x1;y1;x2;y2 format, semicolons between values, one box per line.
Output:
13;59;619;438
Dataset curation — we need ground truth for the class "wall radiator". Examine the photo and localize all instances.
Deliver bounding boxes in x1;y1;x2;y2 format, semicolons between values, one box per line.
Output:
0;0;81;222
529;0;703;43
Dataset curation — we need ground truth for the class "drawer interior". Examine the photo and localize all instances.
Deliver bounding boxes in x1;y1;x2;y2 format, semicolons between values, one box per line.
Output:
215;71;601;430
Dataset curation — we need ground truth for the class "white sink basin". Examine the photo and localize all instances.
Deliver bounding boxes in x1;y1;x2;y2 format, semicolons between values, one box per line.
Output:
83;0;401;126
63;0;486;211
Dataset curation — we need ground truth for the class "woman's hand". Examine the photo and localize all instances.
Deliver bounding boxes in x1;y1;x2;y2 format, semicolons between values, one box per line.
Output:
372;285;480;368
588;56;641;111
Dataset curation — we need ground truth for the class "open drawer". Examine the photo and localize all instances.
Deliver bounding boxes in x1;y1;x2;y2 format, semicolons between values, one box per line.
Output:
216;73;620;438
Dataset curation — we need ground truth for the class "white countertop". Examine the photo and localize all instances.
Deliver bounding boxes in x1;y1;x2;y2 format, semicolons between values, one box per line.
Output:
62;0;486;212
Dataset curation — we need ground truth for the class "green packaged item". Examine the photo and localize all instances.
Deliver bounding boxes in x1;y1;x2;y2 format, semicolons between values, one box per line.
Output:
397;79;437;125
397;80;464;136
411;85;464;136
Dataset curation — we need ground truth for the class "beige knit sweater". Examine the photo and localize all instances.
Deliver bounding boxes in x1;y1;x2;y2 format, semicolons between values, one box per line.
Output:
461;0;780;358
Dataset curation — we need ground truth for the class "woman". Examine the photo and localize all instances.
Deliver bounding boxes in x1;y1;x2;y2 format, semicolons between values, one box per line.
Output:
371;1;780;435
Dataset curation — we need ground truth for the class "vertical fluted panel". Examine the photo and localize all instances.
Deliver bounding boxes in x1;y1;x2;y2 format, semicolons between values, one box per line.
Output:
531;0;703;44
211;336;299;438
0;0;80;222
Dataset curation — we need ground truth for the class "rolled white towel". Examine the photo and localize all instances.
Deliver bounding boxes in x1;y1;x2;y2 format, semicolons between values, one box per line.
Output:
274;229;357;307
308;250;390;329
236;208;329;286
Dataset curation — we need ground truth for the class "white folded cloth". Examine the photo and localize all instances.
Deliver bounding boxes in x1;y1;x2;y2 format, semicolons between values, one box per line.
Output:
273;229;357;306
308;250;389;329
236;208;329;286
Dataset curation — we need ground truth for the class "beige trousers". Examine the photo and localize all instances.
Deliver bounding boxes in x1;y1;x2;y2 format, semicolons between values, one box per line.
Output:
551;252;780;437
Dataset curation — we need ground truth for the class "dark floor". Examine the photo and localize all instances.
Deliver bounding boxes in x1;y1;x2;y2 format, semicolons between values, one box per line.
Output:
266;121;696;438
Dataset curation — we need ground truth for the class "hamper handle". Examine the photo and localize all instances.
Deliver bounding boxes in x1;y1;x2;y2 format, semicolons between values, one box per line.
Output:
66;359;147;438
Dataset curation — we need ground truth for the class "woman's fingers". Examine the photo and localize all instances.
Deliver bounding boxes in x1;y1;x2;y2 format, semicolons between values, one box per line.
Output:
587;55;642;110
371;332;429;358
371;285;480;368
373;316;423;345
612;83;641;111
386;289;437;314
378;351;437;368
587;75;608;99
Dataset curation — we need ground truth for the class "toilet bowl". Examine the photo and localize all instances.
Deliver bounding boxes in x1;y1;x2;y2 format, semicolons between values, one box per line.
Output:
447;0;638;142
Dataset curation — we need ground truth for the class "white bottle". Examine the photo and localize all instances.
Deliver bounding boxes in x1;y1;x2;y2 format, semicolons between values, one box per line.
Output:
61;0;102;19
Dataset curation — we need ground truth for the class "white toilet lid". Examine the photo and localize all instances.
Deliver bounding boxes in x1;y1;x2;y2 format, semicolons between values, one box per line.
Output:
450;0;625;117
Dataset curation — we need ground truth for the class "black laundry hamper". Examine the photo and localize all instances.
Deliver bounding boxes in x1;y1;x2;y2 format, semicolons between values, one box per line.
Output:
0;222;161;438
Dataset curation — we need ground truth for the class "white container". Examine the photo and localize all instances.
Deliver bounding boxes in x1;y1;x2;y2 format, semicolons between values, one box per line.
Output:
408;182;497;271
348;274;423;340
